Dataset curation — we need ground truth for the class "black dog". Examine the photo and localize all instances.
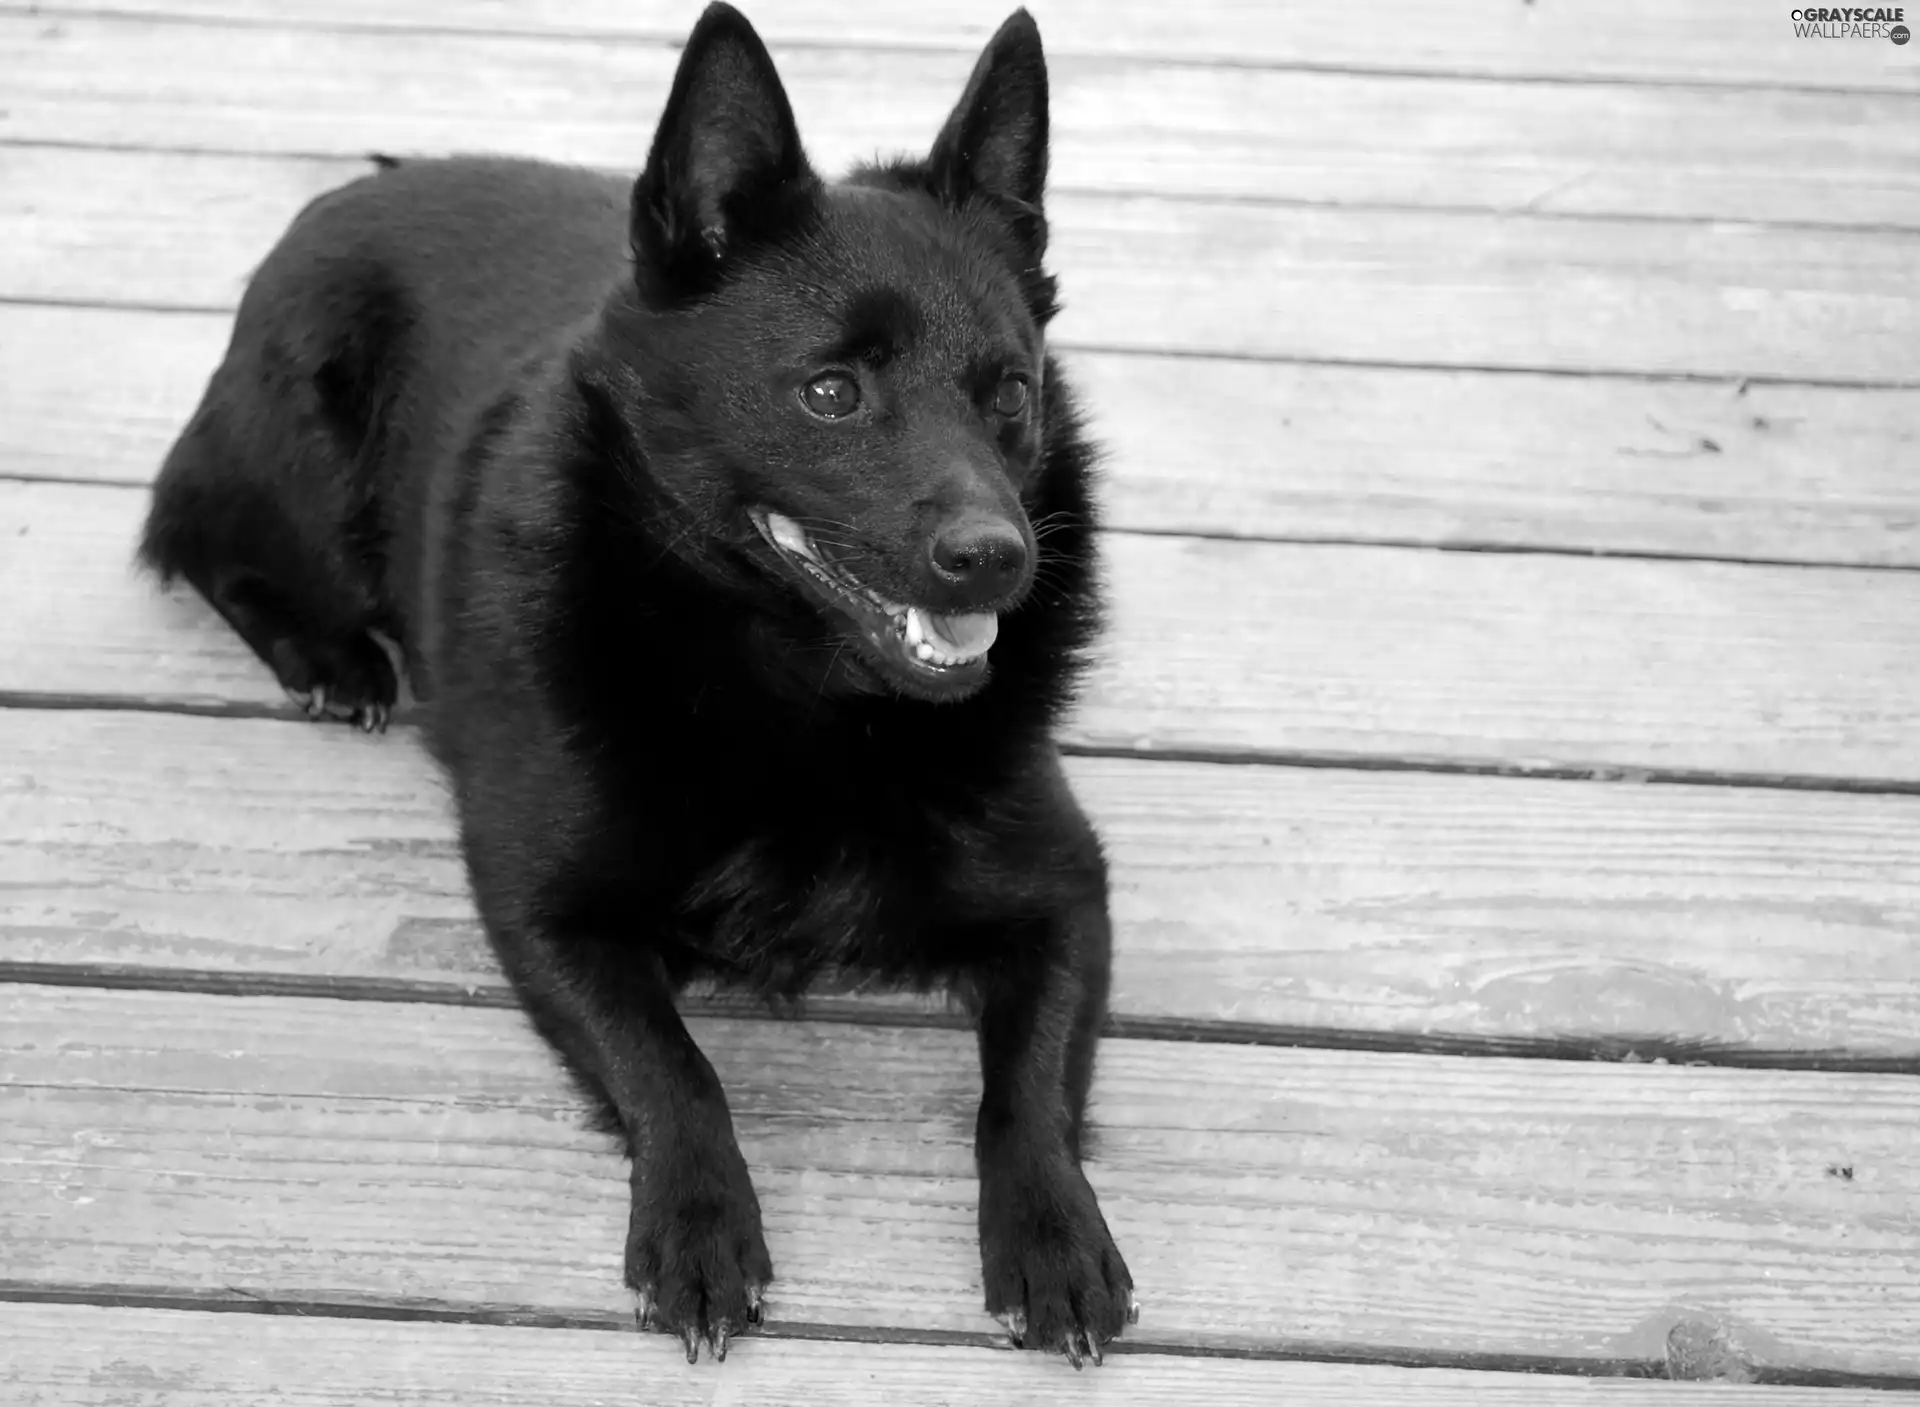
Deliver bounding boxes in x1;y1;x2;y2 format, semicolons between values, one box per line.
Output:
141;2;1133;1367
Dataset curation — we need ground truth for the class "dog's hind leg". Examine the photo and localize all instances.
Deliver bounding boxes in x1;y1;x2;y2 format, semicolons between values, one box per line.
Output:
141;374;400;732
203;562;399;733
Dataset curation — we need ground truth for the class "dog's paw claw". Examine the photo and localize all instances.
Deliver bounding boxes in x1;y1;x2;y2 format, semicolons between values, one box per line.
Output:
745;1285;764;1327
270;632;398;728
1127;1290;1141;1326
679;1325;701;1364
981;1163;1131;1365
993;1307;1027;1347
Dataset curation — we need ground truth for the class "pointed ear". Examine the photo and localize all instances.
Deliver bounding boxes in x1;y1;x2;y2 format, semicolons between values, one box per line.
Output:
927;9;1049;257
632;3;816;298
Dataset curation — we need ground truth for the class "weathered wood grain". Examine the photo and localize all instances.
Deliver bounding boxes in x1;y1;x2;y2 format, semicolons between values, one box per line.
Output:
6;985;1920;1372
7;480;1919;782
9;303;1920;567
8;1303;1909;1404
11;17;1920;227
0;307;232;486
1086;359;1920;565
8;709;1920;1055
7;146;1917;380
1074;536;1920;781
25;0;1920;90
2;145;351;312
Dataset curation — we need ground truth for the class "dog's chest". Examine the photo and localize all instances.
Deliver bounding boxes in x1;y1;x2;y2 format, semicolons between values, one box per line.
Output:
675;804;1009;991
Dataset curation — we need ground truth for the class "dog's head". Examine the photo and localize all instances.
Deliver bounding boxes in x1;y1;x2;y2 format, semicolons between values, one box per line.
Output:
610;3;1074;705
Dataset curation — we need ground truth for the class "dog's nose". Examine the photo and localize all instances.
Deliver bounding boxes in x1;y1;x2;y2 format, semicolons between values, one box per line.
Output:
929;516;1028;602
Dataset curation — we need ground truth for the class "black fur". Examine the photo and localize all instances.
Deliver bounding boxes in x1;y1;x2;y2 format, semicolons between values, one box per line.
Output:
141;3;1132;1367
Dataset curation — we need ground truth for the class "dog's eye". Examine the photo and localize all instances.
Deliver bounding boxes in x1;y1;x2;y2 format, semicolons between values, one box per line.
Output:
993;375;1029;417
801;372;861;420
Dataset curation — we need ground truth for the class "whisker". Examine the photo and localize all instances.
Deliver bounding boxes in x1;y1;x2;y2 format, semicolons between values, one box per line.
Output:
788;514;863;536
807;639;850;723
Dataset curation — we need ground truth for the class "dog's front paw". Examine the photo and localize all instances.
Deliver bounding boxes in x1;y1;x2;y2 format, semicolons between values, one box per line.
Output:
626;1152;773;1364
980;1159;1134;1367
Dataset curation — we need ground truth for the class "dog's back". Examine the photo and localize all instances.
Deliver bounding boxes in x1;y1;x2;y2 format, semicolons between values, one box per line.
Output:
140;156;631;726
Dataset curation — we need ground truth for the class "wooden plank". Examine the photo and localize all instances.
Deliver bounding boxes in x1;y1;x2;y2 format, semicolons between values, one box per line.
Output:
6;145;1917;380
26;0;1920;91
0;307;231;486
1088;359;1920;566
6;985;1920;1372
1;146;351;313
11;17;1920;228
6;480;1919;783
6;1304;1908;1404
10;304;1920;568
1075;538;1920;782
7;709;1920;1057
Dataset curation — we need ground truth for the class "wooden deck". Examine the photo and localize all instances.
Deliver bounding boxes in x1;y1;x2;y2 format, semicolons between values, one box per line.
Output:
4;2;1919;1400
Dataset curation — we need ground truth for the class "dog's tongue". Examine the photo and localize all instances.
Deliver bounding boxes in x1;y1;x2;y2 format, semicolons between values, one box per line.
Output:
923;610;998;659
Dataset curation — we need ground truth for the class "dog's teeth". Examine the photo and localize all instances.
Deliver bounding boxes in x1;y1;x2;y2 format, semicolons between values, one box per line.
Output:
764;511;816;561
905;609;925;647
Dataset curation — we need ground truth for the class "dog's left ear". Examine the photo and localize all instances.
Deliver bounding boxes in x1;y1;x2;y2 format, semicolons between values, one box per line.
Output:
928;9;1049;259
632;2;816;298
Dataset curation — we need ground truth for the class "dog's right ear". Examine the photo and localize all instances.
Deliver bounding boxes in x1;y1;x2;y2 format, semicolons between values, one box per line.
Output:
632;3;816;300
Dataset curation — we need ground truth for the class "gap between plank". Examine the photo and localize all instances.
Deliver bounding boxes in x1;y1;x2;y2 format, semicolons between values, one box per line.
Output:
1059;742;1920;799
5;473;1916;575
0;1282;1688;1382
4;292;1918;391
4;693;1919;798
6;963;1919;1074
16;137;1920;238
7;1283;1920;1388
14;3;1920;99
1079;527;1920;576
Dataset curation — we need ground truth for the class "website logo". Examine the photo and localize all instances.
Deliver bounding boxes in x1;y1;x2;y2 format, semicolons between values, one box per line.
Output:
1789;6;1911;39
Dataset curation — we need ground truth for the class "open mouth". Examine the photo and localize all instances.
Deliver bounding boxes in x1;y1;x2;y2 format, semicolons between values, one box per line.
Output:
749;508;999;696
